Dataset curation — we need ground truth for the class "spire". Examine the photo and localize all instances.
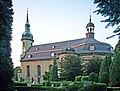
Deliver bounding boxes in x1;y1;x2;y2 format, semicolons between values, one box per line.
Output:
26;8;29;23
89;14;91;23
25;8;30;31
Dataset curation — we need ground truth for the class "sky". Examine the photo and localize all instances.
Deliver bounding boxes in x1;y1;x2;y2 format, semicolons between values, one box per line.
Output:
12;0;118;67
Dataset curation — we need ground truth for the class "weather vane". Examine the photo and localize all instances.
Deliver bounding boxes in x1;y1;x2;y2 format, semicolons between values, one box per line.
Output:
106;25;120;39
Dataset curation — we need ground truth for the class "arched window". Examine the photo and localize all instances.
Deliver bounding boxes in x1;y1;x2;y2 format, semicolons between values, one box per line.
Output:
26;65;30;77
37;65;41;76
49;64;52;71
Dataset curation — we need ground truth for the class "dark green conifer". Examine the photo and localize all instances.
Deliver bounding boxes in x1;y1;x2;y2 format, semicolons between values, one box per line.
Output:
99;54;112;84
0;0;14;90
109;40;120;86
50;53;58;81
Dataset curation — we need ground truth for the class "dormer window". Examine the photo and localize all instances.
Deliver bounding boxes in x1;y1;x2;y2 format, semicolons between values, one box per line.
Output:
28;54;32;58
89;46;95;51
51;53;54;57
52;45;55;48
35;48;39;50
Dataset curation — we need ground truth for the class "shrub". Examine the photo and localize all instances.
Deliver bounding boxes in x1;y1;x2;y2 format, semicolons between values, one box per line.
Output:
75;76;82;82
78;83;107;91
14;82;28;86
31;84;42;87
62;81;69;86
66;84;79;91
42;81;51;86
50;81;60;87
15;86;66;91
81;76;89;82
88;72;96;82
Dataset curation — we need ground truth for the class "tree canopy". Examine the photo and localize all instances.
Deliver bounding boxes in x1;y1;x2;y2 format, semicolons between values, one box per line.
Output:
93;0;120;35
93;0;120;27
59;54;82;81
85;56;102;75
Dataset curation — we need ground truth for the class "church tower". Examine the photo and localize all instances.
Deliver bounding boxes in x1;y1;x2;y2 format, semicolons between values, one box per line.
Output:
21;9;34;57
86;15;95;38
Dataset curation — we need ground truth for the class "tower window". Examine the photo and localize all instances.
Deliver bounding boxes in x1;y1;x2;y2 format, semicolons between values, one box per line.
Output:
90;28;92;32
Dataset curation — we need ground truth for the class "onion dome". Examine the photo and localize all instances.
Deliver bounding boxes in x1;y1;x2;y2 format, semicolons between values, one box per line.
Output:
22;31;33;41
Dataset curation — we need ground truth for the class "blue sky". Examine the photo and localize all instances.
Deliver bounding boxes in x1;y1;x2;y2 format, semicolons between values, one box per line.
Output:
12;0;118;67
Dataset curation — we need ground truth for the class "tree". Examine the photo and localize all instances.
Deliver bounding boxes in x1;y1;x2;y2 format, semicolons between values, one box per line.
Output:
99;54;112;83
59;54;83;81
42;71;50;81
0;0;14;91
109;40;120;86
100;72;109;85
93;0;120;29
50;53;58;81
85;56;102;75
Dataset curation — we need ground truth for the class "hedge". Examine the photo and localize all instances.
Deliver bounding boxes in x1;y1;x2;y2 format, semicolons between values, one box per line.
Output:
15;86;65;91
78;83;107;91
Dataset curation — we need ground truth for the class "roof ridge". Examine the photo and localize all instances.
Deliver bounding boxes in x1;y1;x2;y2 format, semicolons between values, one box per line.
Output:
32;38;85;47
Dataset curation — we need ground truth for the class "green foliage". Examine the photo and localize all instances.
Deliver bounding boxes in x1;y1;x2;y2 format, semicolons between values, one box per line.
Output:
107;87;120;91
59;54;83;81
15;86;66;91
50;81;60;87
50;54;58;81
88;72;97;82
109;40;120;86
42;71;50;81
75;76;82;82
100;72;109;85
78;83;107;91
14;82;28;86
14;66;21;81
81;76;89;82
99;54;112;83
93;0;120;28
62;81;69;86
0;0;14;90
85;56;102;75
42;81;51;86
66;84;80;91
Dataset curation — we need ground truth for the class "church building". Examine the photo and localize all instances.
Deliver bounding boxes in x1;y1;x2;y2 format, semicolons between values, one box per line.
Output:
20;10;113;82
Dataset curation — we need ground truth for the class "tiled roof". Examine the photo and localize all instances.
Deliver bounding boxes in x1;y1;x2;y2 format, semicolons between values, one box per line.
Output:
21;38;113;61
